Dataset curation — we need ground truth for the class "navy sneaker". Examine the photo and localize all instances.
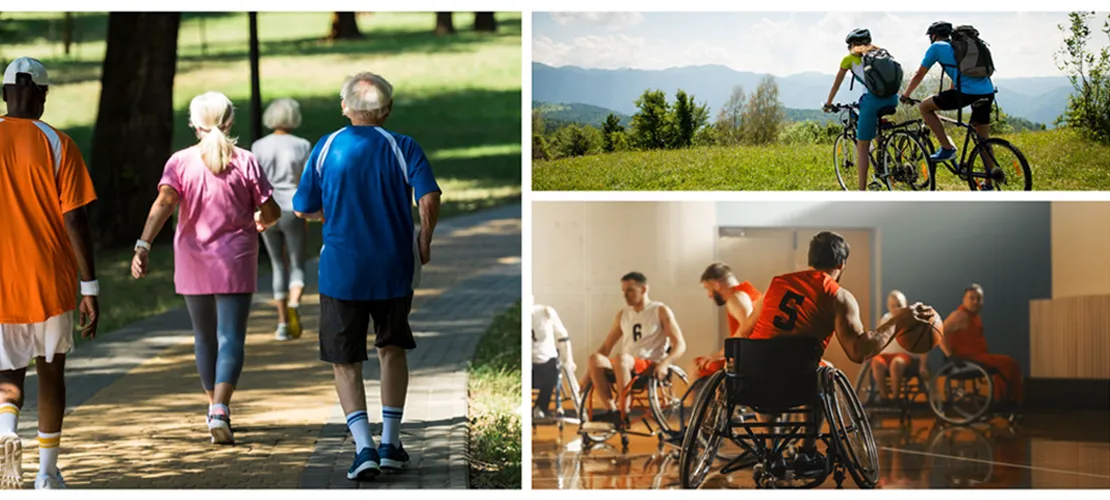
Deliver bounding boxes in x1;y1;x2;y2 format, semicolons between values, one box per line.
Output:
378;442;410;470
930;147;957;162
347;447;381;481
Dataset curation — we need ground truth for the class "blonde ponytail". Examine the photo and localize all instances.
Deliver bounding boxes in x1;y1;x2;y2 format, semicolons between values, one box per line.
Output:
189;91;238;174
851;43;881;57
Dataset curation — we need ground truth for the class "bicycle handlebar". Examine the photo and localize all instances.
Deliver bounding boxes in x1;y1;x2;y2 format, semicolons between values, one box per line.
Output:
824;103;858;113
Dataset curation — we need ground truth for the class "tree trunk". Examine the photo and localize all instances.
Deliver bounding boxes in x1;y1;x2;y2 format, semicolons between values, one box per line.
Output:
435;12;455;36
329;12;362;40
248;12;262;144
89;12;181;248
473;12;496;32
62;13;73;56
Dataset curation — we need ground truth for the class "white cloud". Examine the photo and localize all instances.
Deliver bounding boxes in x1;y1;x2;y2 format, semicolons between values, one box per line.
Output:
548;12;645;30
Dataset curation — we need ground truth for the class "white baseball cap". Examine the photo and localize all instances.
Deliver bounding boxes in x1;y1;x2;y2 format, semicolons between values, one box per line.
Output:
3;57;49;86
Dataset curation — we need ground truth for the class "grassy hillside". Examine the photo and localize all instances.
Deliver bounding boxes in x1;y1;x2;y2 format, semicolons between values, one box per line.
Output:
533;128;1110;191
534;101;630;129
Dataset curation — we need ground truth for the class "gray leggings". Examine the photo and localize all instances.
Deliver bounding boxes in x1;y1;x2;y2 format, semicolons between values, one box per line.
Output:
260;211;307;300
184;294;253;391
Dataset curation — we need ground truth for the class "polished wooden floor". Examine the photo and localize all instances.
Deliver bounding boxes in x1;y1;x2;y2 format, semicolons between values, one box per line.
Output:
531;409;1110;489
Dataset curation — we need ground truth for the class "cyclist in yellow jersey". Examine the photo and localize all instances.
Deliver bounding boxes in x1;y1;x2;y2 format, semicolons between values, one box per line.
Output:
823;29;901;191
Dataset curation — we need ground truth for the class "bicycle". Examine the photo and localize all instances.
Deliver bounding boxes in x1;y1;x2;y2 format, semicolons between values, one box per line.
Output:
827;102;933;191
901;96;1032;191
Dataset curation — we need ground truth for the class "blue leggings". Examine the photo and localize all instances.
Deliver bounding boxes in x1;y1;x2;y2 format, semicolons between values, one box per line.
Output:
183;294;253;391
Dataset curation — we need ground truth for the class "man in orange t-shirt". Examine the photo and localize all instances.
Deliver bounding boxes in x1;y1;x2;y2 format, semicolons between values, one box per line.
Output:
0;57;100;490
942;284;1023;406
693;262;761;379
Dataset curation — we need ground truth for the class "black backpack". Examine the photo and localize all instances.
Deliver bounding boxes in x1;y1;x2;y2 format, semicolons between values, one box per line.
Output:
949;25;995;79
859;48;904;98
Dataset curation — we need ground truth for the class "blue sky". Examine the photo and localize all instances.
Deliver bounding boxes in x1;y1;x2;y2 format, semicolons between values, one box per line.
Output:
533;12;1110;78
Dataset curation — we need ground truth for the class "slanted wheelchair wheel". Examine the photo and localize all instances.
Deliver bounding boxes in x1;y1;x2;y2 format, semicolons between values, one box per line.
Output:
649;366;692;438
853;363;880;407
679;371;728;489
824;369;880;488
577;381;618;445
929;361;994;425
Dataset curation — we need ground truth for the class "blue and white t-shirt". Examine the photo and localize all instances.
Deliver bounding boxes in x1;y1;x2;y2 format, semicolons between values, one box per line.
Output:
293;125;441;301
921;41;995;95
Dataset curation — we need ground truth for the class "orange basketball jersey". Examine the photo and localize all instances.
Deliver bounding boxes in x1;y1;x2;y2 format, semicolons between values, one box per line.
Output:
727;281;763;335
750;270;841;350
947;305;990;358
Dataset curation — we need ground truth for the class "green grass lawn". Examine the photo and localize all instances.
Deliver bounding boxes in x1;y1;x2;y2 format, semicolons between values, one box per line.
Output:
1;12;521;336
534;128;1110;191
467;302;522;489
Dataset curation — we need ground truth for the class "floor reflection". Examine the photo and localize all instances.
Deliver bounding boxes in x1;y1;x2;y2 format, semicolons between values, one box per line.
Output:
532;410;1110;489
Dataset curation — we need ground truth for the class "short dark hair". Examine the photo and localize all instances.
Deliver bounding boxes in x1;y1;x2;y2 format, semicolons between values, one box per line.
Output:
964;283;984;296
700;262;733;282
621;272;647;285
808;231;850;270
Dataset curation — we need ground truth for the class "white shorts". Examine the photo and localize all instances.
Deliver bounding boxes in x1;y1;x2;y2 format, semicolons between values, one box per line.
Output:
0;312;74;371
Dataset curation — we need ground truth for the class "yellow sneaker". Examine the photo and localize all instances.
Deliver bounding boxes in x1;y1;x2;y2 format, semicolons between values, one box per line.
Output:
288;306;303;339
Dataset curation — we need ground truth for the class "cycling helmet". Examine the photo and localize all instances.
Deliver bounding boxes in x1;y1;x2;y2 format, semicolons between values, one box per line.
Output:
926;21;953;37
845;28;871;45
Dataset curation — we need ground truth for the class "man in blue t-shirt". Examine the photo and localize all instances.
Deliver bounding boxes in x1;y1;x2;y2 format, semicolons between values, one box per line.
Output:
293;72;442;482
902;21;997;162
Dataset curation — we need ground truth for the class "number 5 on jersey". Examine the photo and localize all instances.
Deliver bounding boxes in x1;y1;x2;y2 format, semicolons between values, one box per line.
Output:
773;291;805;331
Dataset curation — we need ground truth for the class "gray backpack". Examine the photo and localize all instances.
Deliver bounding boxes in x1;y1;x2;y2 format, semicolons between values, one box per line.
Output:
949;25;995;79
860;48;904;98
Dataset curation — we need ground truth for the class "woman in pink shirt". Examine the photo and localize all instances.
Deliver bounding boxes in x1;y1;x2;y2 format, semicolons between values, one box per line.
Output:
131;92;281;445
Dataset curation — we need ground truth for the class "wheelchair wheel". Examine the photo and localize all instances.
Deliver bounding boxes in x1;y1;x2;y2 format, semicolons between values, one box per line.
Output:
929;361;994;425
560;364;583;422
679;371;728;489
824;369;880;488
853;362;880;407
649;366;692;437
927;425;993;487
577;381;618;445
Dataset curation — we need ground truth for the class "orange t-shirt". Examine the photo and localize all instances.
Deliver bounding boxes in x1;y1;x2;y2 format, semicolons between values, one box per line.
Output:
0;117;97;324
727;281;762;335
947;305;989;358
750;270;841;350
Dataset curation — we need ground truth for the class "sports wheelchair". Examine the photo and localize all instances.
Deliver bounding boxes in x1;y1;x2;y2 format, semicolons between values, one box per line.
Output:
855;357;930;425
577;360;692;451
928;356;1020;426
678;337;879;489
532;359;583;432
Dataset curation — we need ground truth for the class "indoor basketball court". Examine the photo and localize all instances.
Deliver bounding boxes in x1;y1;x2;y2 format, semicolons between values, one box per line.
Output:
530;201;1110;489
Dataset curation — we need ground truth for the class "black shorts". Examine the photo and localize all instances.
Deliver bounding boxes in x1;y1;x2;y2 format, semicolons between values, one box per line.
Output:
319;293;415;364
933;90;994;125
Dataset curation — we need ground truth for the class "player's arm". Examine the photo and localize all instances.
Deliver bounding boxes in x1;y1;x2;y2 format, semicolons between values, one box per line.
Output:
549;307;575;368
726;292;754;332
63;206;98;339
904;45;938;97
595;311;623;358
941;309;969;357
834;288;915;364
735;295;763;340
657;305;686;367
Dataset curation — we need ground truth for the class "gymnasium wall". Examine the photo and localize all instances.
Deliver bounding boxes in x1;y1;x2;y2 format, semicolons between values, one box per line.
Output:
532;202;720;379
1051;202;1110;298
716;201;1053;376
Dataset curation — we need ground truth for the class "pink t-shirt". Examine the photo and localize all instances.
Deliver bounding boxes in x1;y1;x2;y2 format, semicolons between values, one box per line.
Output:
159;146;273;295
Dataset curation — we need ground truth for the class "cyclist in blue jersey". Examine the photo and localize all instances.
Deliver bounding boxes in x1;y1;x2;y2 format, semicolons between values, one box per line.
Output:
294;72;442;481
902;21;997;162
824;28;901;191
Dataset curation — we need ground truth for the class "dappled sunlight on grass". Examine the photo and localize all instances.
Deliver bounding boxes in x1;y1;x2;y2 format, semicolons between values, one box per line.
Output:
467;302;522;489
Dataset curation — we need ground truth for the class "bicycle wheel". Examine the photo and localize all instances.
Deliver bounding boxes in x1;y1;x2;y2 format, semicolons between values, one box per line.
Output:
649;366;692;437
832;133;855;191
679;371;728;489
882;130;932;191
966;138;1032;191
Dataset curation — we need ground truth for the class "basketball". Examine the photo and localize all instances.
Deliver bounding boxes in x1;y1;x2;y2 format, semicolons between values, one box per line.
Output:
897;315;944;354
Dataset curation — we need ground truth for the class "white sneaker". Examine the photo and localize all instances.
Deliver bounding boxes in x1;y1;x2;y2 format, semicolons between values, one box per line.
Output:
207;413;234;445
34;470;65;489
0;433;21;489
275;324;291;341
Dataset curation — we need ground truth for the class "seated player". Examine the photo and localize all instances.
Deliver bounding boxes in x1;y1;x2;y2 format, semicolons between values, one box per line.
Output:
732;231;939;473
532;299;575;420
587;272;687;426
942;284;1023;408
693;262;761;379
870;290;934;404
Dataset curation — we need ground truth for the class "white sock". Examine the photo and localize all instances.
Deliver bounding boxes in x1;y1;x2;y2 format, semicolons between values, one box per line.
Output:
0;403;17;434
346;410;374;452
209;403;230;417
382;406;403;446
37;431;60;475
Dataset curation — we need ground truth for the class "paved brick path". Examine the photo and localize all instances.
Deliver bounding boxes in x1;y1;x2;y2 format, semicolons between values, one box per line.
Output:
14;204;520;489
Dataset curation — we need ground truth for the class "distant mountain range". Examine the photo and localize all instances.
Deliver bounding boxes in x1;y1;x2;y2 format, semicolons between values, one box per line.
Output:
533;100;837;129
533;62;1073;127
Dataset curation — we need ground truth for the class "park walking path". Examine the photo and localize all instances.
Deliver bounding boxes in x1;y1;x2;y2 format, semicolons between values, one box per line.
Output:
15;204;521;489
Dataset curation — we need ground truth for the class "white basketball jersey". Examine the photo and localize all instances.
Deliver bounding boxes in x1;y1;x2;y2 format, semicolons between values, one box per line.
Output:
532;305;558;364
618;301;669;362
879;312;909;355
